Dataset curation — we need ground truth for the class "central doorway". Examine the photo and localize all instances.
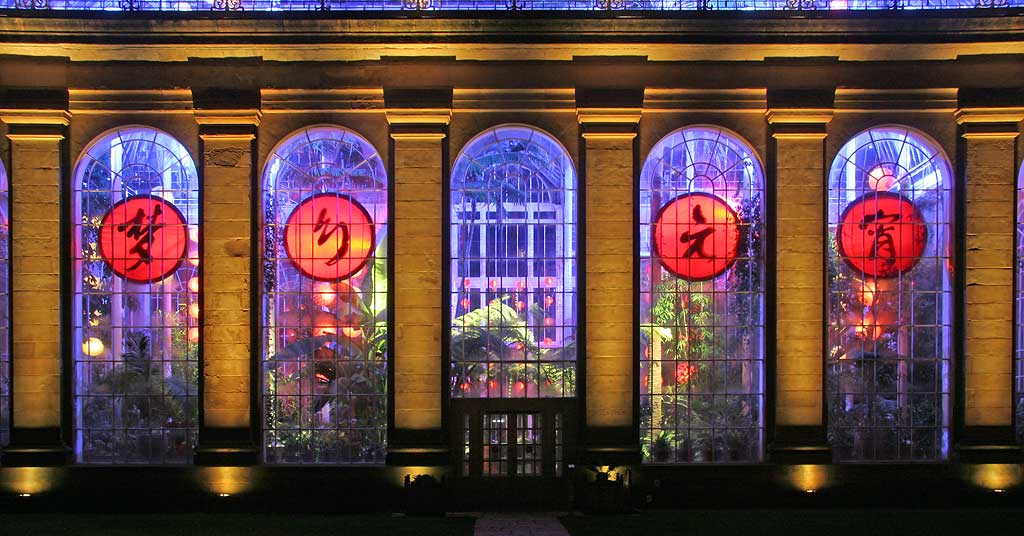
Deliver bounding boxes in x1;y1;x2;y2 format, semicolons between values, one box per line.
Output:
451;399;575;478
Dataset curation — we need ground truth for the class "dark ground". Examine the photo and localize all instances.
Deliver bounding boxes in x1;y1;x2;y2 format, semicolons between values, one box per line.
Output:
0;513;477;536
561;508;1024;536
2;509;1024;535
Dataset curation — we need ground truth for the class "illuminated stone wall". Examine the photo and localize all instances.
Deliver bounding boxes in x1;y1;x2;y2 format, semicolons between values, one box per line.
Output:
0;14;1022;467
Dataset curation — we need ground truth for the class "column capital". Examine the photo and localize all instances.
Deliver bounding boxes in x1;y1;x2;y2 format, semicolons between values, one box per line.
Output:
384;87;452;126
192;87;262;136
956;88;1024;138
576;87;642;138
0;109;71;128
955;108;1023;139
0;88;70;130
766;88;834;139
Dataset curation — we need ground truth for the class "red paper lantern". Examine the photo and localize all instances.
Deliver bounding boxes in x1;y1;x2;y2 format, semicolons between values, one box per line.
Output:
653;192;741;281
99;196;187;283
838;192;927;278
284;193;375;282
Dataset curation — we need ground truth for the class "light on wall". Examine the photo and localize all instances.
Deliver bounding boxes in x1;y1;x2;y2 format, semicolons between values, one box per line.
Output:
1;467;60;496
785;465;832;494
198;466;254;496
966;464;1023;493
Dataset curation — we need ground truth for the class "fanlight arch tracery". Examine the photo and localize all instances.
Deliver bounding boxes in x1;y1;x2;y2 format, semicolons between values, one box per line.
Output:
449;124;578;399
72;126;199;464
261;125;388;464
639;125;766;464
827;125;953;462
0;160;8;450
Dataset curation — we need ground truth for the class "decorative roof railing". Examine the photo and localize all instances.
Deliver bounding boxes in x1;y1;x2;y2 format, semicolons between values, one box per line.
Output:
1;0;1021;11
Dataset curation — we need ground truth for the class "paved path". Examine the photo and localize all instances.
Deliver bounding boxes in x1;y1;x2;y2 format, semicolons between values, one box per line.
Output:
473;513;570;536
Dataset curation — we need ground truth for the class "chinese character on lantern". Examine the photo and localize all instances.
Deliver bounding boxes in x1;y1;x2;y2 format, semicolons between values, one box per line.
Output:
283;193;375;282
653;192;741;281
838;192;927;278
99;196;187;283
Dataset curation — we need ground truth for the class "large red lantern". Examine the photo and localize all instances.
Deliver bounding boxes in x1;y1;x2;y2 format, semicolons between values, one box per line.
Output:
838;192;927;278
653;192;741;281
284;193;375;282
99;195;187;283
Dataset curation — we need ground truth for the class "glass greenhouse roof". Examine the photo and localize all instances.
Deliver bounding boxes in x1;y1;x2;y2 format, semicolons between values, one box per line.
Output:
0;0;1020;12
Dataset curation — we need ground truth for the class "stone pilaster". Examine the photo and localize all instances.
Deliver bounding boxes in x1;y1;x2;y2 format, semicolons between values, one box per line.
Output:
766;89;834;463
385;88;451;466
578;88;642;466
955;89;1024;462
192;89;261;466
0;90;72;466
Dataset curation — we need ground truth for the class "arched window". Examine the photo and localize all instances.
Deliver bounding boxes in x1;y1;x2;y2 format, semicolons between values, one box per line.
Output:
1017;162;1024;445
261;125;388;464
0;160;8;449
827;126;953;461
639;126;766;463
73;126;199;464
450;125;577;399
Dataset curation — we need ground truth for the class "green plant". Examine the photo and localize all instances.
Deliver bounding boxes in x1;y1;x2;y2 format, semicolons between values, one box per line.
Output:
264;245;389;463
80;330;197;462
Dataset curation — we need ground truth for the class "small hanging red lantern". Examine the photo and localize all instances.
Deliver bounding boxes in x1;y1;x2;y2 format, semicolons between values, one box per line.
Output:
838;192;927;278
675;363;699;385
653;192;741;281
99;196;188;283
284;193;375;282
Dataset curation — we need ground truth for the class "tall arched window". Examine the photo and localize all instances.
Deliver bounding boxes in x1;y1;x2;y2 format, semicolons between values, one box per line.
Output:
639;126;765;463
73;126;199;464
0;160;8;449
1016;162;1024;445
450;124;577;400
261;125;388;464
827;126;953;462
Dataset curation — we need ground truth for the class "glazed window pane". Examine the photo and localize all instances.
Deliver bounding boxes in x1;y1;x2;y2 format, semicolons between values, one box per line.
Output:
73;127;199;464
826;126;953;462
261;126;388;464
450;125;577;399
639;126;766;464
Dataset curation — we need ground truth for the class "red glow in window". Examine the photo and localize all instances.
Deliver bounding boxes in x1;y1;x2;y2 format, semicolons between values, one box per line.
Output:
99;196;187;283
652;192;741;281
283;193;375;282
838;192;927;278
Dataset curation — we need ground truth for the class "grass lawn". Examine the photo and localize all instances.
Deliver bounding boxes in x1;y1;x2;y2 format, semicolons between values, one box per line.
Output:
0;513;476;536
560;508;1024;536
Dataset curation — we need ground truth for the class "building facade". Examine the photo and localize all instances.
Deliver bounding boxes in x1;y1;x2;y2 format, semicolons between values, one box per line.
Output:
0;2;1023;510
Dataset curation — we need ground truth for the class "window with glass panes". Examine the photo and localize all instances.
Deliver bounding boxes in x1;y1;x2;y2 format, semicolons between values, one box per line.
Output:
826;126;953;462
0;160;8;450
1016;162;1024;445
72;126;199;464
639;126;766;464
261;125;388;464
450;124;577;399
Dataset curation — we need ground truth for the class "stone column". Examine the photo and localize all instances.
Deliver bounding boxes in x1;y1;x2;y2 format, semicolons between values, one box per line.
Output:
192;89;261;465
578;89;642;466
766;89;834;463
0;91;71;466
385;88;451;466
955;89;1024;462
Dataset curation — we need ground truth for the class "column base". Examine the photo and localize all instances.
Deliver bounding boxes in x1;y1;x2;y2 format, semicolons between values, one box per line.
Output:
194;427;259;466
579;426;640;467
1;427;71;466
769;425;832;464
386;429;449;466
958;426;1022;463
